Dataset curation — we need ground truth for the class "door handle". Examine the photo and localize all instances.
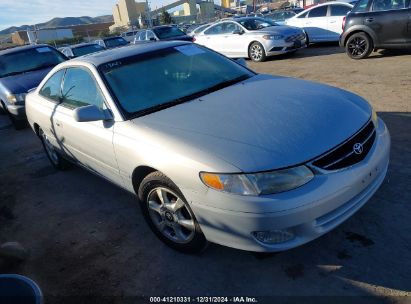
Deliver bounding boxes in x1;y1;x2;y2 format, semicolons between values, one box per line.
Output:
365;17;374;22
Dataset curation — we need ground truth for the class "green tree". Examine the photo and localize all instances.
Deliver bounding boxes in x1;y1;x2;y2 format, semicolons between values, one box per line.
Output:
160;9;172;25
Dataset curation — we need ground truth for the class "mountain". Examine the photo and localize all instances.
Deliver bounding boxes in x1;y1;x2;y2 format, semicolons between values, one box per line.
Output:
0;15;113;35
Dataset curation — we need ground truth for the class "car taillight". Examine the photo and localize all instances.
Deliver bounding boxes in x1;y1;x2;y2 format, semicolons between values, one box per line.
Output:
342;16;346;31
192;37;196;42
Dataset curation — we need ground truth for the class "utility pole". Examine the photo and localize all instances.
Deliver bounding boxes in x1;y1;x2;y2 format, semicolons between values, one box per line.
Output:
146;0;153;28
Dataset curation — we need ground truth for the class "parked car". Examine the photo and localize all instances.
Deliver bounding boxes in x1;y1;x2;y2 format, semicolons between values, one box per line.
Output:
121;30;140;42
59;43;105;59
0;44;66;129
194;17;307;62
340;0;411;59
285;2;353;43
265;10;299;25
94;36;129;49
186;23;210;36
26;41;390;253
133;26;194;44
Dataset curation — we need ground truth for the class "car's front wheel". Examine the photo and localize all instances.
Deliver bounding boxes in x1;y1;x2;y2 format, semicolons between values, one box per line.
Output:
138;171;207;253
39;128;70;170
249;42;266;62
346;32;373;59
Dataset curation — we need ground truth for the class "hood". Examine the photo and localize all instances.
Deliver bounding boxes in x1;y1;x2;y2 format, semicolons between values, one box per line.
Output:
162;35;193;42
0;67;52;94
134;74;371;172
253;25;303;36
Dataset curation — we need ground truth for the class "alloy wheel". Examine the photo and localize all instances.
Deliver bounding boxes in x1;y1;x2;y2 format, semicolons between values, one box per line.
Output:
347;37;367;57
41;131;59;165
147;187;196;244
250;44;263;61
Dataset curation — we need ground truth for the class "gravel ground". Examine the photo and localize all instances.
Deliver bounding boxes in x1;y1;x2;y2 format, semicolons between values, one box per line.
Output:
0;44;410;303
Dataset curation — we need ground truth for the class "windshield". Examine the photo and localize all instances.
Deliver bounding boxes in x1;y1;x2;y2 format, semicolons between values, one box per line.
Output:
72;44;105;57
105;37;128;48
238;18;277;30
99;44;253;118
153;27;186;39
0;46;66;78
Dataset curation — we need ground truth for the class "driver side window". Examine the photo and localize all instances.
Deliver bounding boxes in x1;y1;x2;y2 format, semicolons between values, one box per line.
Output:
61;67;105;110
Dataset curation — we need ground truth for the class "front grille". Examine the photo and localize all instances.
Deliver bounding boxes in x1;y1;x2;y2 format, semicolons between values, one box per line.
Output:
312;121;376;171
285;33;305;43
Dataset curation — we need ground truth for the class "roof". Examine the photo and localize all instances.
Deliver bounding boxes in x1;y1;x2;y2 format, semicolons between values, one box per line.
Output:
0;44;51;56
70;41;190;66
67;42;101;49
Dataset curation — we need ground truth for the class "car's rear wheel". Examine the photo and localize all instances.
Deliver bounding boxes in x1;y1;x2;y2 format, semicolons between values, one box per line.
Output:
346;32;373;59
249;42;266;62
138;171;207;253
39;128;70;170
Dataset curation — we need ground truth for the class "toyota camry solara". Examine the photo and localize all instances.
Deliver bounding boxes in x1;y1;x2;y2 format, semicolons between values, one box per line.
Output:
26;42;390;253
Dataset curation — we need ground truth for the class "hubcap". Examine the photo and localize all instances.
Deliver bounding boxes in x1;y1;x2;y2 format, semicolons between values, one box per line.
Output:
147;187;195;244
41;131;59;164
250;44;263;61
348;37;367;57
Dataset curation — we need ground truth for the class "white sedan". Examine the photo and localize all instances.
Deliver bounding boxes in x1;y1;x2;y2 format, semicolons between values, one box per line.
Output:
285;2;353;43
194;17;307;62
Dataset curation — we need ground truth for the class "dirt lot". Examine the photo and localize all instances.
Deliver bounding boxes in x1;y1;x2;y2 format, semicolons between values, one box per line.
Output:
0;44;410;303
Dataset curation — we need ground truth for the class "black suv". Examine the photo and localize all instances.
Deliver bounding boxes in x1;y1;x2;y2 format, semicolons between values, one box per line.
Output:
340;0;411;59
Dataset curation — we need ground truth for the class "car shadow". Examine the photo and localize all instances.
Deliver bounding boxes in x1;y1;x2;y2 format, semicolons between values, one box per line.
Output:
367;48;411;59
262;41;344;62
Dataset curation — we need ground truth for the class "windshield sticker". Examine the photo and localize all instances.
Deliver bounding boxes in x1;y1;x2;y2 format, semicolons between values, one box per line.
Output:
36;47;52;53
174;45;205;56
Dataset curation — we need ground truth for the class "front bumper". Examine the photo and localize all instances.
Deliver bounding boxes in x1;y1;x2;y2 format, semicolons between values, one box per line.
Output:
189;119;390;252
264;38;307;57
6;104;26;120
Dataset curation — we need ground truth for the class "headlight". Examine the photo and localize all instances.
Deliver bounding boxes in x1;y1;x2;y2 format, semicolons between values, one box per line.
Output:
262;34;284;40
200;165;314;196
7;93;27;105
371;107;379;129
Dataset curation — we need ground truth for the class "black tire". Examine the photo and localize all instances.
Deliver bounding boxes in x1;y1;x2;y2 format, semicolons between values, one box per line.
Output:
305;33;310;47
346;32;373;60
0;101;25;129
39;128;70;170
138;171;207;254
9;115;26;130
248;42;266;62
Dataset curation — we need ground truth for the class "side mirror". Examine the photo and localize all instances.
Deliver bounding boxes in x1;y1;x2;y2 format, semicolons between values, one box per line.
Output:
235;58;247;68
232;29;244;35
73;105;112;122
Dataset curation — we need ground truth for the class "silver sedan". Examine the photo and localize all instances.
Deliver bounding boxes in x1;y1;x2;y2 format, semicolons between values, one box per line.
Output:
194;17;307;62
26;42;390;253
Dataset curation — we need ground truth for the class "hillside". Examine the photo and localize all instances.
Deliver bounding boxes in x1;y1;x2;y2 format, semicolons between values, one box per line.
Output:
0;15;113;35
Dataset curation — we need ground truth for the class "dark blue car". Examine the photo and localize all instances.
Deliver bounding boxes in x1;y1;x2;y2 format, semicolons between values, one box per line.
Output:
0;44;67;129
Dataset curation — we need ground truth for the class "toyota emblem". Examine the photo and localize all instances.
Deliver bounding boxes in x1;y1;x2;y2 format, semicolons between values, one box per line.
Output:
353;143;363;155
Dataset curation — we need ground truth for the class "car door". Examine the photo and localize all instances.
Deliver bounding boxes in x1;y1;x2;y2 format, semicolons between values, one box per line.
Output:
328;4;352;40
53;66;123;186
305;5;329;42
367;0;410;45
195;24;227;54
219;22;247;57
37;69;66;149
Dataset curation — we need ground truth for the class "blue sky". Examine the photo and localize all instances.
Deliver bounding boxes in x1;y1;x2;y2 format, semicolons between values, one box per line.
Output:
0;0;181;32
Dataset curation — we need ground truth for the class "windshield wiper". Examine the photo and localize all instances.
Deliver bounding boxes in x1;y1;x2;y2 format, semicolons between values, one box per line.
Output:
130;74;251;119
